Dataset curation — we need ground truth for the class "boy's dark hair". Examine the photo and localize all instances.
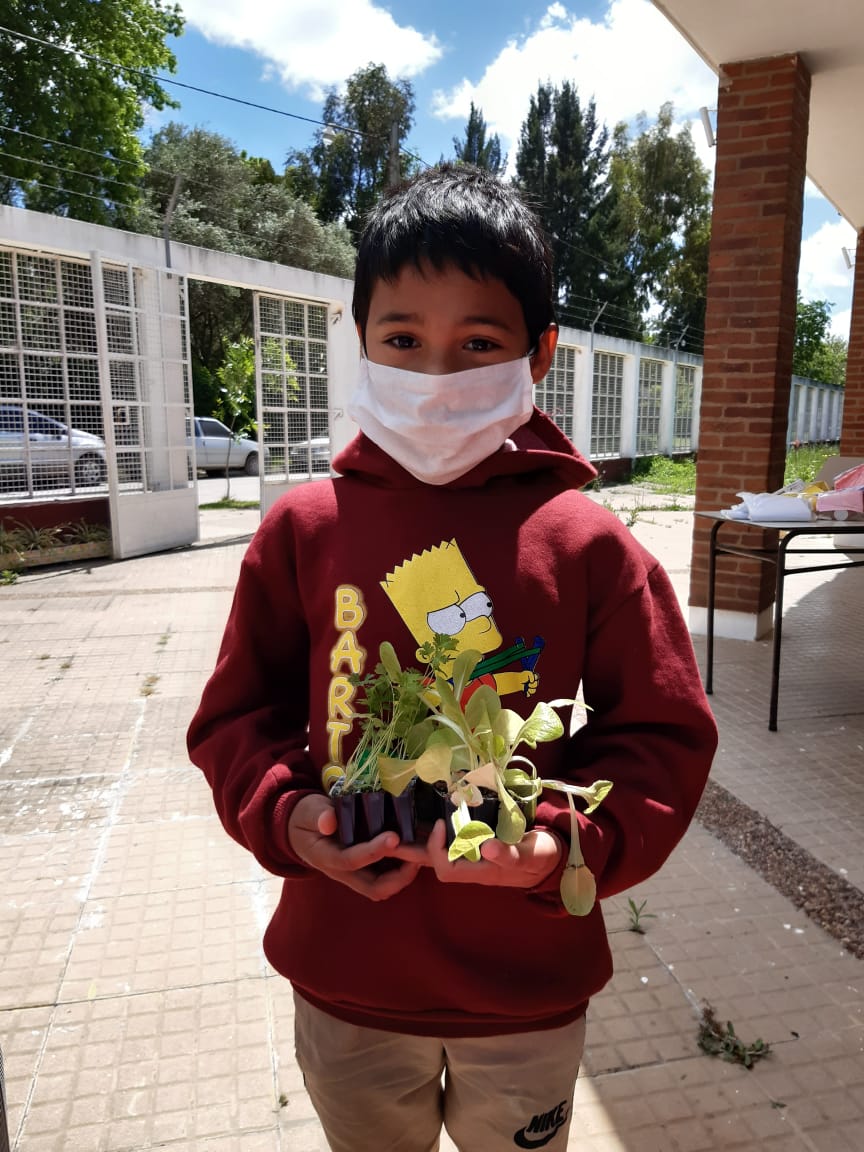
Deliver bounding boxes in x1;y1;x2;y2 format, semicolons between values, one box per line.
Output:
352;164;555;349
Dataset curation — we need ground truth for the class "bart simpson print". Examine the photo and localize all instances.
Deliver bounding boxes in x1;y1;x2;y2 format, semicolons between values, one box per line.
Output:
381;539;542;699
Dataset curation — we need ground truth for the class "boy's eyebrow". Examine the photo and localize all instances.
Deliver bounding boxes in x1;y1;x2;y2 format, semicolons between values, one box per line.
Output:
372;310;516;331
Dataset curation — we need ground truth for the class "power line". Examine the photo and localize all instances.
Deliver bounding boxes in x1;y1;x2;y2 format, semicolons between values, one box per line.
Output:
0;170;139;214
0;148;146;194
0;24;429;168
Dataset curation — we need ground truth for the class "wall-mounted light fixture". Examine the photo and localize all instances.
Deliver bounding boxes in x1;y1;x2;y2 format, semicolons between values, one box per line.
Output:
842;246;856;269
699;107;716;148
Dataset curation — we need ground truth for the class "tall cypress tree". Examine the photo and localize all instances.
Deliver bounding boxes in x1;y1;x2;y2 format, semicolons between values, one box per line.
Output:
451;103;505;173
515;82;640;340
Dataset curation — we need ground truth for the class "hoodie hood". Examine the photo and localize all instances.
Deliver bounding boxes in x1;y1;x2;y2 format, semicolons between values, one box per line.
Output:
331;406;597;491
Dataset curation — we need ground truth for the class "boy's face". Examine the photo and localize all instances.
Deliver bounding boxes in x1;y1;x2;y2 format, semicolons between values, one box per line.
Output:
362;263;556;382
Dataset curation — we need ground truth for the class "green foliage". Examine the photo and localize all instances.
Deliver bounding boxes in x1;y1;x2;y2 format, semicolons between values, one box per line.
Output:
286;63;416;239
610;105;712;351
451;103;505;174
340;635;458;794
516;82;640;338
784;442;836;485
0;0;184;222
626;897;657;933
630;455;697;494
214;336;256;436
0;569;19;585
793;295;847;385
697;1003;771;1069
128;124;356;375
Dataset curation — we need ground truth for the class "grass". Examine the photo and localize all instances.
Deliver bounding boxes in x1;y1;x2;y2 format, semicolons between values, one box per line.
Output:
622;443;840;498
199;499;260;511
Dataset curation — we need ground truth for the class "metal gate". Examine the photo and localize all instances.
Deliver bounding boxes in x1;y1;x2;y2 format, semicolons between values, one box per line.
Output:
254;292;331;514
0;246;197;558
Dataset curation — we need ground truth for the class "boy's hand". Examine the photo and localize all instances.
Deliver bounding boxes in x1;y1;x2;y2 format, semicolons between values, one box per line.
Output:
288;794;421;901
392;820;561;889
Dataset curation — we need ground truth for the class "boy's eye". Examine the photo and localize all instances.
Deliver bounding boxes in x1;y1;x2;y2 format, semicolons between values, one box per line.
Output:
464;338;498;352
385;334;418;349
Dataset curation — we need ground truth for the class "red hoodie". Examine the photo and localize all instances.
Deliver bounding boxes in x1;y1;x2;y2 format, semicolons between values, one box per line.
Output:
187;410;717;1036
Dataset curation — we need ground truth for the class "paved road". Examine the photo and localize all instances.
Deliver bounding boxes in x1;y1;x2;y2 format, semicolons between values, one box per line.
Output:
196;473;262;505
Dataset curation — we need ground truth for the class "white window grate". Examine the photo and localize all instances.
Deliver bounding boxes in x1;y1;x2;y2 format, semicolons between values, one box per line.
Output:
535;344;576;440
591;352;623;458
673;364;695;452
636;358;664;456
256;295;330;480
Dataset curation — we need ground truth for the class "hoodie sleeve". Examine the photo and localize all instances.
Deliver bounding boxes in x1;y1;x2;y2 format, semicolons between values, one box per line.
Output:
530;550;718;910
186;509;319;877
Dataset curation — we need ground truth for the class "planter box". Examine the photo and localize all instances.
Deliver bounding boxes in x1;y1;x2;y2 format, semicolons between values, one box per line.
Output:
0;541;111;570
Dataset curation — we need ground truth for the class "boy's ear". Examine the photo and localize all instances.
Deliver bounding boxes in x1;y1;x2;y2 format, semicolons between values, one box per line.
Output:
529;324;558;383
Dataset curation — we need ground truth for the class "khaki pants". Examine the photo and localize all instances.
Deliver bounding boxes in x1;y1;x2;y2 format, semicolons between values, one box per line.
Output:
293;992;587;1152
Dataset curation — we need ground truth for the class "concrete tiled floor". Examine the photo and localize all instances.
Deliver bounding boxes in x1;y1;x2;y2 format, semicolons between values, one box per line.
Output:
0;503;861;1151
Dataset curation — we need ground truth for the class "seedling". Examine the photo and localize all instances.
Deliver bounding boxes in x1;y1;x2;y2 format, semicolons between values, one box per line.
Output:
697;1002;771;1069
626;897;657;933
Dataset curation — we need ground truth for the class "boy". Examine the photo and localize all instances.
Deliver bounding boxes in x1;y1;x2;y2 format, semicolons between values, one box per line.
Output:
187;165;717;1152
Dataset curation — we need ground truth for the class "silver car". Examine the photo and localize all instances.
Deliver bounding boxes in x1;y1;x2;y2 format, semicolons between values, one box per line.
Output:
192;417;266;476
0;404;107;490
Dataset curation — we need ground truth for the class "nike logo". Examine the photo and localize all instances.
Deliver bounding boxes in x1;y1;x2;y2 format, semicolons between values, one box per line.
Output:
513;1100;569;1148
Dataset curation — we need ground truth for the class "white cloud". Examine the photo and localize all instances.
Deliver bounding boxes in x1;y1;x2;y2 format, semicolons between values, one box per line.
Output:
798;219;857;323
432;0;717;158
179;0;441;98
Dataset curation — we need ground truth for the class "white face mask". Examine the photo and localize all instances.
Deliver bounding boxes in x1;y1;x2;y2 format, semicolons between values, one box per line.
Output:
347;356;535;485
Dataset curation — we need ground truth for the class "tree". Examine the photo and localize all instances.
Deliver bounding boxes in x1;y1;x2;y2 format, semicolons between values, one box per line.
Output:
127;124;356;386
793;295;847;386
0;1;183;222
515;82;641;340
609;104;712;351
285;63;416;238
451;103;505;174
214;337;256;499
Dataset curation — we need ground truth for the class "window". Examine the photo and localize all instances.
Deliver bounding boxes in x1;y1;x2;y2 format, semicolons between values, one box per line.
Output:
536;345;576;439
674;364;695;452
637;359;664;456
591;352;623;458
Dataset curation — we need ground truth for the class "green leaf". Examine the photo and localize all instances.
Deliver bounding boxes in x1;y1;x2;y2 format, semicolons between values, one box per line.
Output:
451;648;483;700
413;741;453;784
502;767;542;801
462;762;498;792
495;781;526;844
448;821;495;862
379;641;402;682
514;702;565;749
464;685;502;730
376;756;416;796
492;708;524;748
560;864;597;916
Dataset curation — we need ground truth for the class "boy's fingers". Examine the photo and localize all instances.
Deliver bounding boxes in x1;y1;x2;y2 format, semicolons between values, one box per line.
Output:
316;807;338;837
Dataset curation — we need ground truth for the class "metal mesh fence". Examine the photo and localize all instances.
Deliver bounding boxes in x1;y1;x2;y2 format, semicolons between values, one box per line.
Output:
637;358;664;456
674;363;695;452
0;249;194;503
256;294;330;481
536;344;576;439
591;351;624;458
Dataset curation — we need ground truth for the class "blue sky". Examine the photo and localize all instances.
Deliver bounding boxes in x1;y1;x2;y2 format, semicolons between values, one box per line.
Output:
155;0;856;333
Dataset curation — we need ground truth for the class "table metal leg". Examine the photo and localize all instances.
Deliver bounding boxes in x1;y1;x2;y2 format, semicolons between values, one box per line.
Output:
769;535;790;732
705;520;721;694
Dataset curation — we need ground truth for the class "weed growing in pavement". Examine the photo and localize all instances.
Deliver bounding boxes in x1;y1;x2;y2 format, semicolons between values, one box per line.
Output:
626;897;657;933
157;630;171;648
697;1002;771;1069
0;569;18;585
141;673;160;697
199;499;260;510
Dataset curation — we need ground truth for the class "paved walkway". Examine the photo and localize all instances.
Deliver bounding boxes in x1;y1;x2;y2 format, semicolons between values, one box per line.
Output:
0;496;861;1151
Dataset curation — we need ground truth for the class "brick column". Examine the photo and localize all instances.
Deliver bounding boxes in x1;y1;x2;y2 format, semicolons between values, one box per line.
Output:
689;54;811;639
840;228;864;455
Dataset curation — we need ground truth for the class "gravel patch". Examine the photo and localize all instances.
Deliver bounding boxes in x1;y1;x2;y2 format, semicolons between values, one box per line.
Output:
696;778;864;959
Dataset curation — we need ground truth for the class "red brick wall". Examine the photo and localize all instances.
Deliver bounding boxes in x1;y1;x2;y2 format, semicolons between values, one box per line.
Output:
690;55;811;617
840;228;864;456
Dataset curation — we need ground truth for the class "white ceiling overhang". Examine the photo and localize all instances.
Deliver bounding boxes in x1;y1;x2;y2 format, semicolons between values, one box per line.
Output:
652;0;864;230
